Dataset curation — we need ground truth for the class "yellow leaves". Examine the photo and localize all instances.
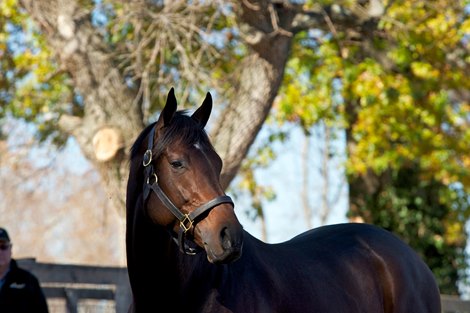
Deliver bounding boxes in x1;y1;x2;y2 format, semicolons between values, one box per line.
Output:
281;1;470;196
0;0;25;26
1;0;70;129
382;0;465;69
345;57;468;183
410;62;439;79
461;18;470;35
278;41;344;130
352;71;384;101
277;82;328;128
341;26;468;183
445;221;465;246
421;13;459;46
0;0;18;18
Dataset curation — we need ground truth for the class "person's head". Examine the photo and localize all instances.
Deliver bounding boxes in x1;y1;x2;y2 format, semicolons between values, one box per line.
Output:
0;228;12;268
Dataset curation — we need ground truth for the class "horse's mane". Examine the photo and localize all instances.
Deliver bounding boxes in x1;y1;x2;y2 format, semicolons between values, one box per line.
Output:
130;121;158;160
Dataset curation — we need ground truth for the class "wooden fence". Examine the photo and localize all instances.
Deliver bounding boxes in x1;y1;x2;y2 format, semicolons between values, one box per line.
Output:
16;258;470;313
17;258;132;313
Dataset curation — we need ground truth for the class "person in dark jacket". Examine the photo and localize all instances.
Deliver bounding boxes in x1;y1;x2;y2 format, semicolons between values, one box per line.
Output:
0;227;49;313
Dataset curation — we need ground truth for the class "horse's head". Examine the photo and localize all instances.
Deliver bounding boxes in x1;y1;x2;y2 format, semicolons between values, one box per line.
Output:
134;88;243;264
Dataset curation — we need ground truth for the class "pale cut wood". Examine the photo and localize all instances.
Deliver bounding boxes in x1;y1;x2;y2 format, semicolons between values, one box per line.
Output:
92;127;124;162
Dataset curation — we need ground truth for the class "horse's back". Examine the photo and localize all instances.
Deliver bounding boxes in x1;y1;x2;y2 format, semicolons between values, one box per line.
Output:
284;223;441;313
238;223;439;313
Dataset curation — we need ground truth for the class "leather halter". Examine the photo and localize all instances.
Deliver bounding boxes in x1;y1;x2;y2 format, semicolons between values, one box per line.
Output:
142;125;234;255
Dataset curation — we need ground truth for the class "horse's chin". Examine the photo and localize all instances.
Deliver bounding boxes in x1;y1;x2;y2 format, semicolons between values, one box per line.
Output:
205;245;242;264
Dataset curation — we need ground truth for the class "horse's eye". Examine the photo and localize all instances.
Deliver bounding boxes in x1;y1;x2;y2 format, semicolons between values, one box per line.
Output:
170;160;183;169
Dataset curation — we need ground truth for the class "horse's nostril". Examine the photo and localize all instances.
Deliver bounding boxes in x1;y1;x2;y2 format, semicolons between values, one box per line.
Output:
221;227;232;250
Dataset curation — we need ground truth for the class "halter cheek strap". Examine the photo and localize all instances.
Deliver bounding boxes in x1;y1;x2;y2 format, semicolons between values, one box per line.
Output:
142;126;234;255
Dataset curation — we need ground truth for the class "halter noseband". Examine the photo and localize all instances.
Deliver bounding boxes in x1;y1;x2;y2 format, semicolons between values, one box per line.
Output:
142;125;234;255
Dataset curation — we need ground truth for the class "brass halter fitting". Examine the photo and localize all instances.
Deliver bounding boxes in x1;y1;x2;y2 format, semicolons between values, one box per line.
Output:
180;214;194;233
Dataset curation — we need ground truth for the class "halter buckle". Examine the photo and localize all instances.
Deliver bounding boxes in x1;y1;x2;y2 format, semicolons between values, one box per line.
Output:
180;214;193;233
143;149;153;166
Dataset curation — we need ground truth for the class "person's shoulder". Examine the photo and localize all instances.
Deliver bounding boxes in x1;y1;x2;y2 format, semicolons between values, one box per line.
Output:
10;260;41;283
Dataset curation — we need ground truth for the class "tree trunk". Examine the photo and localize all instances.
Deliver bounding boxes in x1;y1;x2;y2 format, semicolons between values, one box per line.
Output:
20;0;382;220
301;133;313;229
212;0;296;189
19;0;144;215
19;0;299;215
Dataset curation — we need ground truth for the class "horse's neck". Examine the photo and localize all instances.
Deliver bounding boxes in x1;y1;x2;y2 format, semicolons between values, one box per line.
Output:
127;187;237;310
133;209;214;283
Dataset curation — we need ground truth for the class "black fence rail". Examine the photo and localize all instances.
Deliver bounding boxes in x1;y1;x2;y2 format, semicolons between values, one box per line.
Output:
17;258;132;313
16;258;470;313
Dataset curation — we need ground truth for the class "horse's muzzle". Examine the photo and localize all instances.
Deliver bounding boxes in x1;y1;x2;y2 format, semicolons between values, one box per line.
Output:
204;226;244;264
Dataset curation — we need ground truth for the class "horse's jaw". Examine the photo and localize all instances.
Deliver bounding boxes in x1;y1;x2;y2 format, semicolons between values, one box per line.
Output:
205;245;243;264
204;241;243;264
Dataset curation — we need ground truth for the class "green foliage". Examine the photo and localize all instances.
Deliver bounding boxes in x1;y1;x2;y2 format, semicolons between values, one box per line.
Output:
277;0;470;293
345;0;470;181
1;0;240;140
276;32;345;131
233;126;287;221
0;0;73;145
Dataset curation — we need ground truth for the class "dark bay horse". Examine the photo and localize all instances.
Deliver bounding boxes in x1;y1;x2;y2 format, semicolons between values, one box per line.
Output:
126;88;441;312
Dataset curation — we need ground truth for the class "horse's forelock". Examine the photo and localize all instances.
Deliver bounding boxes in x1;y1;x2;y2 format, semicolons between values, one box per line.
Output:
155;111;212;156
130;111;212;165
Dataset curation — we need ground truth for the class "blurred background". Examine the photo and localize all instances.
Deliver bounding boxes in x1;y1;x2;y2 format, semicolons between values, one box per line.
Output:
1;0;469;304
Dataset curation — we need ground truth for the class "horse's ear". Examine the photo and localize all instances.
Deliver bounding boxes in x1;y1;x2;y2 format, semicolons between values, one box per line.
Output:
191;92;212;128
157;87;177;127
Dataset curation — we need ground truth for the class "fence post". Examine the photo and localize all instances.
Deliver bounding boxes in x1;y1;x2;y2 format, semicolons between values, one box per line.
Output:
64;288;78;313
115;268;133;313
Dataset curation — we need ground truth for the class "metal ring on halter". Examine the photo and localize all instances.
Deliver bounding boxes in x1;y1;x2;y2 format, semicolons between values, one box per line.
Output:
143;149;153;167
146;173;158;185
